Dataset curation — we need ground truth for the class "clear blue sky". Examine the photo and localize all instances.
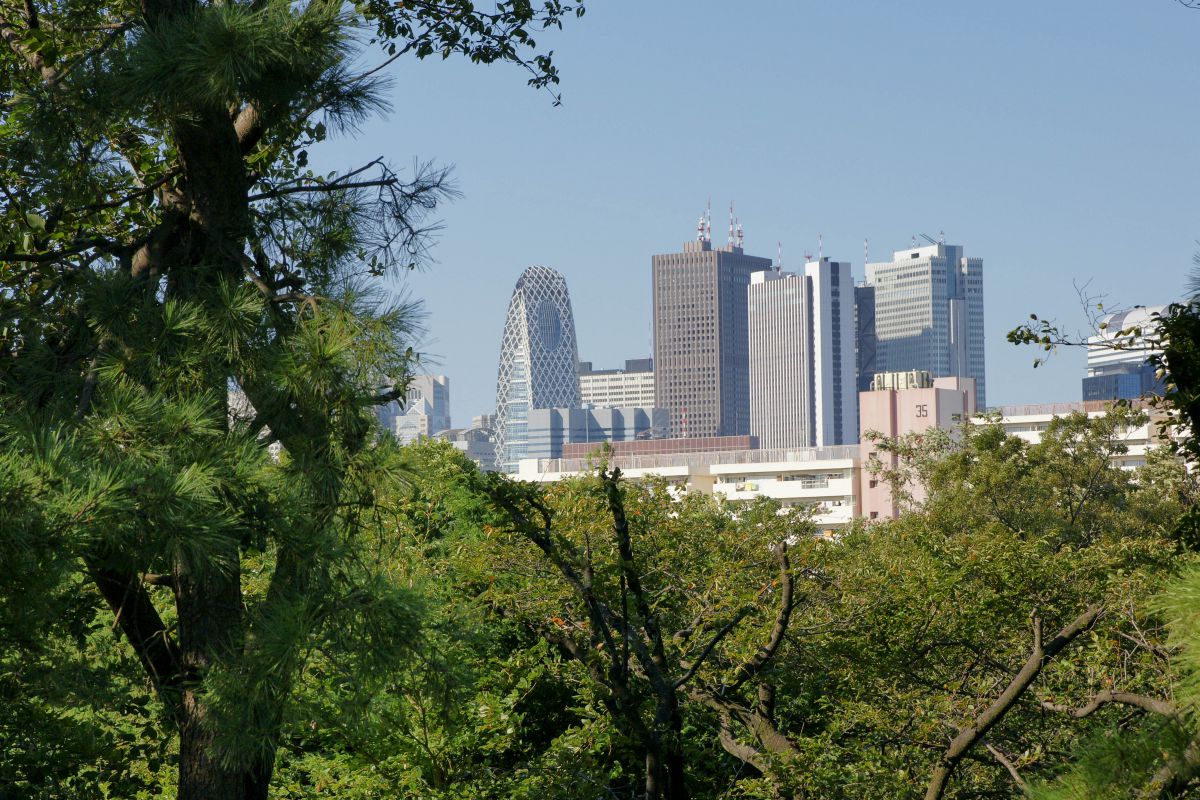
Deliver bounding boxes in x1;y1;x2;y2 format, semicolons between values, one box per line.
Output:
319;0;1200;426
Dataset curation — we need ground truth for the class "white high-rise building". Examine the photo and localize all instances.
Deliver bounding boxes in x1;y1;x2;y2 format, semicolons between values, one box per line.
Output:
748;270;811;449
805;258;858;446
748;258;858;449
866;242;985;407
380;375;451;443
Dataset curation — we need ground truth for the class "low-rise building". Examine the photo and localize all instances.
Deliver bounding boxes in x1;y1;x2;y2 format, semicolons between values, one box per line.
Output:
990;400;1164;470
578;359;656;408
519;443;860;534
524;406;668;461
435;414;497;472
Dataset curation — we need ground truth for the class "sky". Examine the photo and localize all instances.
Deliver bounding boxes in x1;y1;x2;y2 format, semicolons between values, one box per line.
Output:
318;0;1200;426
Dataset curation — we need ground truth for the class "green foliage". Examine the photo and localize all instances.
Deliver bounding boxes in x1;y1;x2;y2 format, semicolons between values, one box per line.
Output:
0;0;586;796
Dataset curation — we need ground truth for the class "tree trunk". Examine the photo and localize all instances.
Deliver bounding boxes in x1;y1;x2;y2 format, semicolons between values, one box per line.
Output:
175;551;247;800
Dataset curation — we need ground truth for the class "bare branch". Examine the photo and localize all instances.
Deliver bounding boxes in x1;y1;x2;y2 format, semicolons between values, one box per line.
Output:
673;605;754;690
731;542;794;691
983;741;1028;793
1039;690;1176;719
924;605;1103;800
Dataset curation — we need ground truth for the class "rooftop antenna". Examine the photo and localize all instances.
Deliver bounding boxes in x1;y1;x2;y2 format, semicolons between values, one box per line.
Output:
939;229;946;245
696;213;705;242
818;233;823;261
912;235;918;248
776;240;783;271
728;201;735;247
864;237;869;268
705;197;712;242
736;219;744;249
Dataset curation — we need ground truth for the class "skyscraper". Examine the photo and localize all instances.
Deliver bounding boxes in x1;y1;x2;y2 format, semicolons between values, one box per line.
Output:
748;258;858;449
494;266;582;473
1082;305;1169;401
748;269;812;449
653;215;772;438
380;375;451;443
805;257;858;446
866;241;985;406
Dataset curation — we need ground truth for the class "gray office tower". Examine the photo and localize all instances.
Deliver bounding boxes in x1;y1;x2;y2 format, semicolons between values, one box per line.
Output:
866;242;985;406
653;222;772;438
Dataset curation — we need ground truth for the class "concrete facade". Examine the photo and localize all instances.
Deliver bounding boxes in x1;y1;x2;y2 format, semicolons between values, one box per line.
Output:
519;444;861;534
747;259;857;448
858;374;976;521
748;269;812;449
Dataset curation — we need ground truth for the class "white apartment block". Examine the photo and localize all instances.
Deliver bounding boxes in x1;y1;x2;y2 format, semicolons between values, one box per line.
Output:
518;445;861;534
515;399;1169;534
989;401;1164;470
867;242;985;407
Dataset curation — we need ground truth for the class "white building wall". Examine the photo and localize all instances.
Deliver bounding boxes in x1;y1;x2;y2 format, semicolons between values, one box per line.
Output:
748;270;812;448
580;370;656;408
804;258;858;446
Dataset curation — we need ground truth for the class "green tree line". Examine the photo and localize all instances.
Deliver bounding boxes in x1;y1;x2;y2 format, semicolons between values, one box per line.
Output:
4;1;1200;798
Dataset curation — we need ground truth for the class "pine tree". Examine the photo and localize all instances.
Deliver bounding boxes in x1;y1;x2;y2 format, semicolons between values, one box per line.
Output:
0;1;583;797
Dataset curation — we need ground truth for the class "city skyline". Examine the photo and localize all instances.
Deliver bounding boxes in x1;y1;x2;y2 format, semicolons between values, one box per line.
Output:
314;3;1199;424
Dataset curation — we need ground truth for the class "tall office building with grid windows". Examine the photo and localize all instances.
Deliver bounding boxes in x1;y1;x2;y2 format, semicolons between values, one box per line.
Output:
866;242;985;407
653;228;772;439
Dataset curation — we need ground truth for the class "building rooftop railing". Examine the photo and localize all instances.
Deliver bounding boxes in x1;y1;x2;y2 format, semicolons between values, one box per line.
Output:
534;444;860;476
987;399;1151;417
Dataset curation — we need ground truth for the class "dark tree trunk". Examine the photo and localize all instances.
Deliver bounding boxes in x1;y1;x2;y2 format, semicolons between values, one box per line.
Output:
174;550;247;800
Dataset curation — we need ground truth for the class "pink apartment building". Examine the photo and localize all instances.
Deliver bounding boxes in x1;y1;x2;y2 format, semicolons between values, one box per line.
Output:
859;374;977;520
